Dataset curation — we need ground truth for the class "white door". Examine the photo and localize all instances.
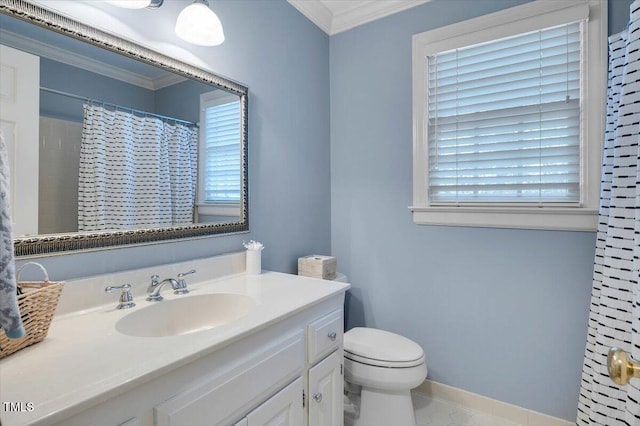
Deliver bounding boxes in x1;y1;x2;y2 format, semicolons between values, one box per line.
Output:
247;378;303;426
0;44;39;236
308;351;343;426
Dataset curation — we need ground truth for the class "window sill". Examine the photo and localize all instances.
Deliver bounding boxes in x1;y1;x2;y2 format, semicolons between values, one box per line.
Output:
409;206;598;231
197;203;240;216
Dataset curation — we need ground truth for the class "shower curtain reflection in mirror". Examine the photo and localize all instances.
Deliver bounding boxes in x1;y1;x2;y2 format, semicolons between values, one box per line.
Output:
77;103;197;232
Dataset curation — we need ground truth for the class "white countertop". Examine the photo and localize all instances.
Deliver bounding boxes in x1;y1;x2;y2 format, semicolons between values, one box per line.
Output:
0;270;349;426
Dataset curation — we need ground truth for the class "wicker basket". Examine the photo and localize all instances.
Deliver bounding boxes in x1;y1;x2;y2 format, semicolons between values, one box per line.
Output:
0;262;64;359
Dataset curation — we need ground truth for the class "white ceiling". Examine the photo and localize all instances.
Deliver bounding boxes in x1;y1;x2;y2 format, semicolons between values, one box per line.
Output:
287;0;432;35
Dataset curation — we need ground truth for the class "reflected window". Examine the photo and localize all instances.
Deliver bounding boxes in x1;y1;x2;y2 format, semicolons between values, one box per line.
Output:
198;91;241;208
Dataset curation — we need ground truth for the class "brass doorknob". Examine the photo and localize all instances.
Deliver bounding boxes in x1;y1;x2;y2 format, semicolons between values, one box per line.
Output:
607;347;640;385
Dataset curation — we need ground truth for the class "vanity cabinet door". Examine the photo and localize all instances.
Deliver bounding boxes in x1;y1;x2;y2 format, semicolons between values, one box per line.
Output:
246;378;303;426
154;332;304;426
308;350;343;426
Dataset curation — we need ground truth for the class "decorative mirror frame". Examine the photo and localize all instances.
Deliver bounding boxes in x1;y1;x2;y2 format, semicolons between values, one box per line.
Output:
0;0;249;257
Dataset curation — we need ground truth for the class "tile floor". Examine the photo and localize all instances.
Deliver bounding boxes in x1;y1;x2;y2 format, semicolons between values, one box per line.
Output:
412;392;522;426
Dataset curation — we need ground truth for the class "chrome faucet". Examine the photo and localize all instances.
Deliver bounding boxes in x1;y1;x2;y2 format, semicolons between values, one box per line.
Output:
146;270;196;302
147;275;180;302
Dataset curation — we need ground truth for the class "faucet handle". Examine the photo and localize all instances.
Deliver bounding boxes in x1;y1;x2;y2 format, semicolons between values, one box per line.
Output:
177;269;196;278
175;269;196;295
105;283;135;309
148;274;161;292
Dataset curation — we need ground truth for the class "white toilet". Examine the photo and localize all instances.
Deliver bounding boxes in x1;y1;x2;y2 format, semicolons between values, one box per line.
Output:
343;327;427;426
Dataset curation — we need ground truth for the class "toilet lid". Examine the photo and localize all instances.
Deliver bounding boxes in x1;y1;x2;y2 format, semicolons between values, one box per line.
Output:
344;327;424;366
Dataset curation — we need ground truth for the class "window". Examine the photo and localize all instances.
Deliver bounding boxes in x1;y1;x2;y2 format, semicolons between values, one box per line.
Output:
197;90;241;216
411;0;606;231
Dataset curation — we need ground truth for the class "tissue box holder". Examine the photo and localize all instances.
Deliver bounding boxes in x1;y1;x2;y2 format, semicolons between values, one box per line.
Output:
0;262;64;359
298;255;336;280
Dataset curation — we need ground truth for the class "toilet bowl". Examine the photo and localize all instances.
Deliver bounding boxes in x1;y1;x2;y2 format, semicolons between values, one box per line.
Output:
343;327;427;426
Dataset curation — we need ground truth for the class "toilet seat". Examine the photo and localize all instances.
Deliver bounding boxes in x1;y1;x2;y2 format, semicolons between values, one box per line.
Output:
345;351;425;368
344;327;425;368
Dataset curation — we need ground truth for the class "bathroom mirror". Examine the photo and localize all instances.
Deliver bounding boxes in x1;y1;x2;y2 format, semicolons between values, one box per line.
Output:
0;0;248;257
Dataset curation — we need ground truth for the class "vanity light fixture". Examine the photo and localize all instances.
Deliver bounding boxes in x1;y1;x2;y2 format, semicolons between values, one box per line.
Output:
106;0;163;9
106;0;223;46
175;0;225;46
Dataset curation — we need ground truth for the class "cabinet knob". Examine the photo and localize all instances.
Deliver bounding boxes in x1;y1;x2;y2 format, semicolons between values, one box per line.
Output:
327;332;337;341
313;392;323;403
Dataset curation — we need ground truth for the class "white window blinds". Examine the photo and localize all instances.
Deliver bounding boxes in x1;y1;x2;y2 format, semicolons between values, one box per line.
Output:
427;21;583;204
202;98;241;203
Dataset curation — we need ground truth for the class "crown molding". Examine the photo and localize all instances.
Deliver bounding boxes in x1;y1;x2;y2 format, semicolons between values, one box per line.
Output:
152;72;188;90
287;0;333;34
288;0;431;35
0;29;183;90
332;0;432;34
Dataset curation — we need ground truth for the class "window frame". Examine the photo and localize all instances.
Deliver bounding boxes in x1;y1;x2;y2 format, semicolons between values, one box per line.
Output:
410;0;607;231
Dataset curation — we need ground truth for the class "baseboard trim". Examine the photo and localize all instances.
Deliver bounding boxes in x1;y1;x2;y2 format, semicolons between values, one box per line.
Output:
414;380;576;426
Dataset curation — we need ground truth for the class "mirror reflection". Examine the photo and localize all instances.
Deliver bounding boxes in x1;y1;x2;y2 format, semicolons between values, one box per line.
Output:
0;12;242;238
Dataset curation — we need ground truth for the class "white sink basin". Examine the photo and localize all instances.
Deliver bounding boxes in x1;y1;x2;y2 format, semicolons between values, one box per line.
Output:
115;293;256;337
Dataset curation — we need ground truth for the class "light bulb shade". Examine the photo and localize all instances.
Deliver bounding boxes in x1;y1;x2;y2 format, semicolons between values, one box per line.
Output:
175;1;225;46
106;0;152;9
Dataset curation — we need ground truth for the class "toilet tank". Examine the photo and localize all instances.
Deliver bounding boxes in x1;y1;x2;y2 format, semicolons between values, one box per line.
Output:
333;272;348;283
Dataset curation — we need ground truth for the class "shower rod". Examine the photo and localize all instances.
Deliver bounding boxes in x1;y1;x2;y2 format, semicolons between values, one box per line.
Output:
40;86;198;127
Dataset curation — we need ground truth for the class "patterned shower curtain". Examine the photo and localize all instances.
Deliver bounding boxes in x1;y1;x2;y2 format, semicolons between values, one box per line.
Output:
78;104;198;231
577;1;640;424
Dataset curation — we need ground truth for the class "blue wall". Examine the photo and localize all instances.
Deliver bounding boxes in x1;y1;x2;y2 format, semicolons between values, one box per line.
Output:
155;79;213;123
610;0;635;34
18;0;331;279
330;0;631;421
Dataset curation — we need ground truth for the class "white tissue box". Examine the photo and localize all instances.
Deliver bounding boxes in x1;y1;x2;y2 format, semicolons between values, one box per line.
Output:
298;255;337;280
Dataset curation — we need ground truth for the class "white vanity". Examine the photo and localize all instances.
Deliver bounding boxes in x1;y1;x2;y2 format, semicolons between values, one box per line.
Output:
0;252;349;426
